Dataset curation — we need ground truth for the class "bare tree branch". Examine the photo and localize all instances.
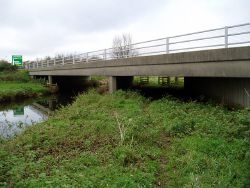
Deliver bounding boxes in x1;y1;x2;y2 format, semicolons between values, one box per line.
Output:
112;33;137;59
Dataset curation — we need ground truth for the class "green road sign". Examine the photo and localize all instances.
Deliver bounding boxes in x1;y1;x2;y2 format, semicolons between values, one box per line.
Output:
12;55;23;66
13;107;24;116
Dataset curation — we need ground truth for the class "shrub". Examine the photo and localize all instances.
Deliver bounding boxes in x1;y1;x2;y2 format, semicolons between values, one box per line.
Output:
0;60;18;72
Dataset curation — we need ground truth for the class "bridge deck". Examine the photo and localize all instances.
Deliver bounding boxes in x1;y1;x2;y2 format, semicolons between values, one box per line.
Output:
29;46;250;78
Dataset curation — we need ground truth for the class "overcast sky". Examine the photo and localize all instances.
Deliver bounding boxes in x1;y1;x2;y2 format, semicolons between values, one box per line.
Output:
0;0;249;61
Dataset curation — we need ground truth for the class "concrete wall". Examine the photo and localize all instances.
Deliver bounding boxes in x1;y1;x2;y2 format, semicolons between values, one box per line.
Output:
185;77;250;107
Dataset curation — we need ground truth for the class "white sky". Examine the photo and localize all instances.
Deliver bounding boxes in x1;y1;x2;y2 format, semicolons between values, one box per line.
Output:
0;0;249;61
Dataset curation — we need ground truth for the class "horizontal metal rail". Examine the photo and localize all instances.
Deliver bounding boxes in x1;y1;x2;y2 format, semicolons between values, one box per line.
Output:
28;22;250;69
169;43;225;52
169;35;225;45
228;41;250;45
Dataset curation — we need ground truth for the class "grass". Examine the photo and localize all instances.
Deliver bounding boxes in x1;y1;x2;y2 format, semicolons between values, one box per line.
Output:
0;90;249;187
0;70;49;102
90;76;106;81
0;82;49;102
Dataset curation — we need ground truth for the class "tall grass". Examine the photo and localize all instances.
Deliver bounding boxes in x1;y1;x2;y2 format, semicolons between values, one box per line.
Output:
0;70;30;82
0;90;249;187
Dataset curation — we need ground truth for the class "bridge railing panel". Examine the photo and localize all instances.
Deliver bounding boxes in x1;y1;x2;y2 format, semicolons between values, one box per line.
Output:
227;23;250;47
27;23;250;69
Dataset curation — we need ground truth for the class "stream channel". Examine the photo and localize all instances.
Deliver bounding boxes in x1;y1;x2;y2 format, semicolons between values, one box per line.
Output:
0;92;77;139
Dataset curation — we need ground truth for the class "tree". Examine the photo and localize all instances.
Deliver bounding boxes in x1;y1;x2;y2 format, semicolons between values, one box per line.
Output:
112;33;137;59
0;60;17;72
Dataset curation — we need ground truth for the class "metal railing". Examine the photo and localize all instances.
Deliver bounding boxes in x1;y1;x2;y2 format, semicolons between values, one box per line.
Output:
28;23;250;69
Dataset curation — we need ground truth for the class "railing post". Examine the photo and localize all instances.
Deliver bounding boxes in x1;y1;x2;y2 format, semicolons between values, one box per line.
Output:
73;56;75;64
47;60;49;67
104;49;106;60
62;56;65;66
54;58;56;66
166;37;169;54
36;60;38;68
86;53;88;63
225;26;228;48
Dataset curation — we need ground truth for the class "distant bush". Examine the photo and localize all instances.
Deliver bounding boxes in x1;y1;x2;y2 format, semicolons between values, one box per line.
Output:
0;60;17;72
0;70;30;82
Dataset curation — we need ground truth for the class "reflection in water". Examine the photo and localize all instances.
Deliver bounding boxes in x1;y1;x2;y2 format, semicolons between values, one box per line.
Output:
0;93;75;139
0;106;47;138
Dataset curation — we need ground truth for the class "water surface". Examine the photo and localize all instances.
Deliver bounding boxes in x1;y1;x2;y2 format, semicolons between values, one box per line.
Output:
0;93;76;139
0;105;47;138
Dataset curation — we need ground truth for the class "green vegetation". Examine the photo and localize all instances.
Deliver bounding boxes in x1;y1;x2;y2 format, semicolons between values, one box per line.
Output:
0;60;17;72
0;70;30;82
0;90;249;187
0;61;49;102
91;76;106;81
133;76;184;87
0;82;49;102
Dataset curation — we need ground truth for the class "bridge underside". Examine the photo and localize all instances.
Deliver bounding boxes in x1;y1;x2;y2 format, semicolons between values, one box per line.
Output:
184;77;250;107
29;47;250;107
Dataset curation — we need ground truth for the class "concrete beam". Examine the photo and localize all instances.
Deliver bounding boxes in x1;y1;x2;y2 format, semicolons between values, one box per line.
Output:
30;46;250;71
29;60;250;78
29;47;250;78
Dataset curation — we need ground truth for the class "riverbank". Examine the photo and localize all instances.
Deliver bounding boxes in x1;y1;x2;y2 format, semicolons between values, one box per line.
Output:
0;90;249;187
0;82;49;102
0;69;49;102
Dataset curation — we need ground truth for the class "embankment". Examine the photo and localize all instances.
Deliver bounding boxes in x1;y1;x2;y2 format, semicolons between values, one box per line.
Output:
0;69;49;102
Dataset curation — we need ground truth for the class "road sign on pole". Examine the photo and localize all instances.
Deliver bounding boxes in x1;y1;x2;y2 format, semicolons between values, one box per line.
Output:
12;55;23;66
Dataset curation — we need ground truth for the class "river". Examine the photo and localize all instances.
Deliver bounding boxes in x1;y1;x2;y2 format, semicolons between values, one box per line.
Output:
0;93;76;139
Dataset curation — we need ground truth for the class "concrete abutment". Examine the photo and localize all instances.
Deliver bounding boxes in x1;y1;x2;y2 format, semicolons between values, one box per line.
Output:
184;77;250;107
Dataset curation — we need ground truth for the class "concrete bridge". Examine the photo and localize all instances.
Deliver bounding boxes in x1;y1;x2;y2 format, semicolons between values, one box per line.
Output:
28;23;250;107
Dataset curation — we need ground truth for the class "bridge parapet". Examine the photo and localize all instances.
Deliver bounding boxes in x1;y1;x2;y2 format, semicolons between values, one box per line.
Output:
28;23;250;70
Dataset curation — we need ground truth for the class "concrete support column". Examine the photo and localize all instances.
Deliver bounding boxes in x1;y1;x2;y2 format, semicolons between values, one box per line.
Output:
167;77;170;85
109;76;117;93
48;75;53;85
175;77;179;84
184;77;250;107
108;76;133;93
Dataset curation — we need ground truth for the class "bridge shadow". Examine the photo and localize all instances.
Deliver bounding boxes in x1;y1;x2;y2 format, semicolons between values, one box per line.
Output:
129;84;241;110
131;84;186;100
